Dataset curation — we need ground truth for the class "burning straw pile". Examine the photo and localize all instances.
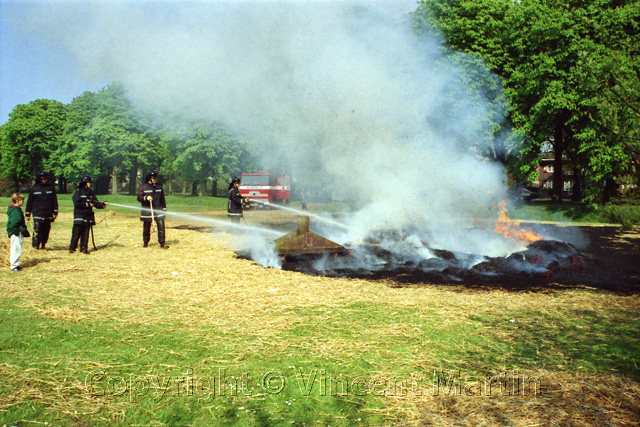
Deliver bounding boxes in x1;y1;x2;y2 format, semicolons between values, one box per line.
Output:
280;223;588;287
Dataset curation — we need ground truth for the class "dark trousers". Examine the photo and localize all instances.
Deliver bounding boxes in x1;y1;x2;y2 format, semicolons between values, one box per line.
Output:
69;224;90;252
142;218;165;246
32;220;52;249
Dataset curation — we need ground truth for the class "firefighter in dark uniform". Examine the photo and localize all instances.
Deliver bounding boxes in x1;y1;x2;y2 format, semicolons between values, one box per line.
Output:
228;177;245;224
137;171;168;248
69;175;107;254
25;171;58;249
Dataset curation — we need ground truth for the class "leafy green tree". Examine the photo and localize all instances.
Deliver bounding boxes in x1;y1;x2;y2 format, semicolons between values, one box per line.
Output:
573;2;640;199
0;99;66;188
47;91;103;190
413;0;640;201
171;122;246;196
49;83;167;194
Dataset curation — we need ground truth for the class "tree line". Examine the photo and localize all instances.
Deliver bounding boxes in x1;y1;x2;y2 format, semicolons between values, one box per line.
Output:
1;0;638;201
0;83;255;195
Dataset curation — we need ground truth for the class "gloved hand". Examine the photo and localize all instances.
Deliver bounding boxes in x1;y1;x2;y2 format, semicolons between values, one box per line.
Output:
146;196;153;201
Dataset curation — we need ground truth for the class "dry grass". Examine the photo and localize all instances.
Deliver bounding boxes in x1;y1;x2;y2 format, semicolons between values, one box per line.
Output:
5;213;636;327
0;361;130;423
390;371;640;427
1;209;639;425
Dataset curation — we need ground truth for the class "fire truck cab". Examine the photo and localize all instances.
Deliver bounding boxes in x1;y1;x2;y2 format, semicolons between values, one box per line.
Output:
239;172;291;208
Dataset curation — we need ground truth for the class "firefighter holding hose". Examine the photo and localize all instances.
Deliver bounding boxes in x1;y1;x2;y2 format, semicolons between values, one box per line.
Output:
227;176;245;224
138;171;168;248
69;175;107;254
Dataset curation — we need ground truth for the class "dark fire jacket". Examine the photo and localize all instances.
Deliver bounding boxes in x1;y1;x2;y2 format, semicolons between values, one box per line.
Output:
228;186;244;216
137;182;167;222
25;182;58;221
72;187;105;226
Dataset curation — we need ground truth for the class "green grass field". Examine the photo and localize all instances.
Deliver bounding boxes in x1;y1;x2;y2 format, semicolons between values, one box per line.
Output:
509;201;639;225
52;193;230;212
1;196;639;426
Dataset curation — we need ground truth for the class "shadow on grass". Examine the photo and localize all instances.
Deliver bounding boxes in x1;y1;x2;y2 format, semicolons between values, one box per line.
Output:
516;200;603;223
540;201;600;222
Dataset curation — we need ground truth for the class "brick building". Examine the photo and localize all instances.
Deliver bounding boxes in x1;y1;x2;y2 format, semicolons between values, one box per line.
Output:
534;152;575;198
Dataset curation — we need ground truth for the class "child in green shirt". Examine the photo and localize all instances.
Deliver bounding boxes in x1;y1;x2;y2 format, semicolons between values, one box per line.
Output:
6;193;30;271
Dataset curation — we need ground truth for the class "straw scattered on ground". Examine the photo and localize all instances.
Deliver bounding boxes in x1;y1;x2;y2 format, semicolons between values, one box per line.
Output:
1;209;639;425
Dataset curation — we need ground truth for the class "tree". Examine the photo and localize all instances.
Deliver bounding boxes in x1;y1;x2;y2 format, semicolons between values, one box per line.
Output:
573;2;640;199
413;1;520;169
47;91;103;191
413;0;640;201
171;122;246;196
0;99;66;188
49;83;168;194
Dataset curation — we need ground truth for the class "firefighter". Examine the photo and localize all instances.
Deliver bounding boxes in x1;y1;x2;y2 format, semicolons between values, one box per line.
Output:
69;175;107;254
228;177;245;223
25;171;58;249
137;171;168;248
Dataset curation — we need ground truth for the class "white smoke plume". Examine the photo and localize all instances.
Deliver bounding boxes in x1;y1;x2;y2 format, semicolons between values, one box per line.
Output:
12;0;528;264
232;232;283;269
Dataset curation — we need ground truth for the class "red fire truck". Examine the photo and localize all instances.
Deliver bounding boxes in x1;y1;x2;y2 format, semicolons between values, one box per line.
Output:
239;172;291;208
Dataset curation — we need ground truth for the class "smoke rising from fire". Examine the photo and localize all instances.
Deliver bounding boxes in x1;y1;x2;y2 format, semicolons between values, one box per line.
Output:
14;0;529;260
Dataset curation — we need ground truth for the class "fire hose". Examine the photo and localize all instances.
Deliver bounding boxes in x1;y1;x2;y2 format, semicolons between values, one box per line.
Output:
91;225;96;250
148;197;156;234
91;201;107;250
26;217;36;242
241;199;248;225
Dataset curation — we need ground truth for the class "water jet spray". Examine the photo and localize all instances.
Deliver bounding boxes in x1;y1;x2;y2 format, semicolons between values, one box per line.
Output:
247;199;349;231
106;203;281;236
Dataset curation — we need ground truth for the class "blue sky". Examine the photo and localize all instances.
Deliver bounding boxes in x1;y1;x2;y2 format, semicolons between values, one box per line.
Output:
0;0;418;126
0;0;109;124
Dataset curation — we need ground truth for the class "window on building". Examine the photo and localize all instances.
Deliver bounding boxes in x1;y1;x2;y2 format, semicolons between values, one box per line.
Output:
241;175;271;185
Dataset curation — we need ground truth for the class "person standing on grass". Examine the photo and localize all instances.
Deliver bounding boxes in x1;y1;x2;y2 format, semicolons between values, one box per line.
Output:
6;193;30;272
137;170;168;248
69;175;107;254
25;171;58;250
227;176;245;224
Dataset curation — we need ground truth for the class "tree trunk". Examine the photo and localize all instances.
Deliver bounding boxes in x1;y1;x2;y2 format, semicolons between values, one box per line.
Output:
571;167;583;201
111;166;119;195
202;180;207;196
211;180;218;196
191;181;198;196
552;122;564;202
95;175;109;195
128;167;138;195
603;178;618;203
57;177;68;194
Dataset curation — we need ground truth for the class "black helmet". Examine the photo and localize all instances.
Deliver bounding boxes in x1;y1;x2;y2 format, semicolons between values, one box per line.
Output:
232;176;241;184
81;174;92;183
36;171;48;179
146;170;159;181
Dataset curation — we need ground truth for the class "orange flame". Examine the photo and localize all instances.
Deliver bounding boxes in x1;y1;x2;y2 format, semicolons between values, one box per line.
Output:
494;200;542;243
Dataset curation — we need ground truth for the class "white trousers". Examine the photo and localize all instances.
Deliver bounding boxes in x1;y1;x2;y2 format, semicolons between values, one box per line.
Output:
10;234;23;270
